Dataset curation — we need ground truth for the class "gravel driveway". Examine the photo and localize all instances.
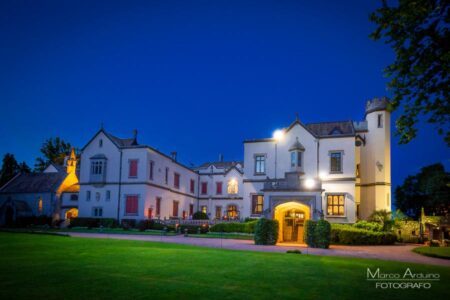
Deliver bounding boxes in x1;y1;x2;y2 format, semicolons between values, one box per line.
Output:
63;232;450;267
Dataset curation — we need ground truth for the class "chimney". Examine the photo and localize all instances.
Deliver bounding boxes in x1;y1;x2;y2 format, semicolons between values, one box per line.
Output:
132;129;138;145
171;151;177;161
219;153;224;162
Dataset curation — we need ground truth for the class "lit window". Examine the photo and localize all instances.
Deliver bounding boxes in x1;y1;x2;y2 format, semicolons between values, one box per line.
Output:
327;195;345;216
251;195;263;214
254;155;266;174
38;197;43;214
125;195;138;215
227;179;238;194
227;205;239;219
330;152;343;173
201;205;207;214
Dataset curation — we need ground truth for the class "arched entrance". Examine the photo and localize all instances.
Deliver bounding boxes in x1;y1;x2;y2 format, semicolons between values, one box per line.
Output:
274;202;310;244
65;208;78;219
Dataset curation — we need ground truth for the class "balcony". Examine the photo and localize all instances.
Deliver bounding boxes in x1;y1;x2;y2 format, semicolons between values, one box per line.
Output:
262;172;322;192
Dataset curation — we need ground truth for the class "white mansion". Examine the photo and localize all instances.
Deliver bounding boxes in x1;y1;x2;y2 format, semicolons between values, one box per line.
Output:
1;97;391;242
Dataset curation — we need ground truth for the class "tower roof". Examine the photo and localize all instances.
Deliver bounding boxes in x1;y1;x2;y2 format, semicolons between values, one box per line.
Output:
289;137;305;152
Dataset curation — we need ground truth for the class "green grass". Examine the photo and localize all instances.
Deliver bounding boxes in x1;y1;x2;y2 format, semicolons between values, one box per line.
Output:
0;233;449;300
413;246;450;259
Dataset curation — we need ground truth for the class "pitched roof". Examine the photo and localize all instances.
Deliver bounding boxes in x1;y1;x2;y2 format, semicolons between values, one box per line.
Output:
196;161;243;169
0;172;66;194
104;131;137;147
306;120;355;137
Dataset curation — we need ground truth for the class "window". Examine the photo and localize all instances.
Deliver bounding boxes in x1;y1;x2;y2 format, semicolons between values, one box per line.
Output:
149;161;154;180
377;114;383;128
86;191;91;201
254;155;266;174
201;182;208;194
91;161;104;175
174;173;180;189
227;205;239;219
290;152;302;167
227;179;238;194
165;167;169;184
215;206;222;219
251;195;264;214
201;205;207;214
70;194;78;201
330;152;343;173
327;194;345;216
190;179;195;193
99;139;103;147
106;190;111;201
189;204;194;216
125;195;138;215
95;192;100;202
92;207;103;217
173;201;179;217
156;197;161;216
216;182;223;195
38;197;43;214
129;160;138;177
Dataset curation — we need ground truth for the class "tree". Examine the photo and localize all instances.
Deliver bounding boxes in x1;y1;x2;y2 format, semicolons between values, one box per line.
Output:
35;137;72;171
395;163;450;218
0;154;30;188
370;0;450;145
369;209;395;231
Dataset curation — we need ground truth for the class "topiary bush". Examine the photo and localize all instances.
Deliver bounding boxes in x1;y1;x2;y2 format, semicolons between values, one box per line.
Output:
254;218;279;245
209;221;257;233
192;211;209;220
304;220;331;248
330;224;397;245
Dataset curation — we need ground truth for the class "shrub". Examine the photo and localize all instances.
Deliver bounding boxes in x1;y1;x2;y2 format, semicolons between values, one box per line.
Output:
179;224;209;234
209;221;257;233
121;219;136;229
192;211;208;220
304;220;331;249
353;220;383;232
254;218;278;245
14;216;52;227
330;224;396;245
69;218;118;228
286;250;302;254
429;240;440;247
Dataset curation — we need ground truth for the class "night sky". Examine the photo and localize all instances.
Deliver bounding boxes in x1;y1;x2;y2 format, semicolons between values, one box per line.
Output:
0;0;448;203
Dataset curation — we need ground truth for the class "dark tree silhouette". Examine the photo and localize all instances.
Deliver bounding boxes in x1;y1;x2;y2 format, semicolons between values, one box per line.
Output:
35;137;72;171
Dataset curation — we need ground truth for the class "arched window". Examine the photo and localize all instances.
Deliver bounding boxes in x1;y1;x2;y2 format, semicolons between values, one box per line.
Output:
227;205;239;219
227;179;238;194
38;197;43;214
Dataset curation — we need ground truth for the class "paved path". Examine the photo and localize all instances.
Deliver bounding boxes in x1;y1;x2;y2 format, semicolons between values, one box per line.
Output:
64;232;450;267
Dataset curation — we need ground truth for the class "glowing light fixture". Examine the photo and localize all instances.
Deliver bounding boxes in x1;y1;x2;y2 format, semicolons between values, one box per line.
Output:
304;178;316;189
273;129;284;141
319;171;327;180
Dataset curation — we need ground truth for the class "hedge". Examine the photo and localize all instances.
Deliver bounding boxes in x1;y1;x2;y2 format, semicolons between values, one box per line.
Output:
192;211;209;220
254;218;278;245
13;216;52;227
179;224;209;234
353;220;383;232
137;220;175;232
210;221;257;234
331;224;396;245
69;217;118;228
304;220;331;248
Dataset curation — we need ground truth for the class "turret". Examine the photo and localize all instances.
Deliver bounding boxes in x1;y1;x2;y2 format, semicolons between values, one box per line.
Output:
66;148;77;174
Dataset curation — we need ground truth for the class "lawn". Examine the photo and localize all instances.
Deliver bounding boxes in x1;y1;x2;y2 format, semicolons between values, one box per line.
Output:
0;233;449;300
413;246;450;259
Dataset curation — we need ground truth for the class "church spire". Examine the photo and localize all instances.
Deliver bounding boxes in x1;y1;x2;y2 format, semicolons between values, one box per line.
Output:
66;148;77;174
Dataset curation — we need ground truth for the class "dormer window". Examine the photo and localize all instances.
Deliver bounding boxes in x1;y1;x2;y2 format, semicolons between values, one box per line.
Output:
289;137;305;172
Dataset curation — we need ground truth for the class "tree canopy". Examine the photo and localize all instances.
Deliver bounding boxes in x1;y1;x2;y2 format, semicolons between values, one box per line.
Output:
0;153;31;188
34;137;73;172
395;163;450;218
370;0;450;145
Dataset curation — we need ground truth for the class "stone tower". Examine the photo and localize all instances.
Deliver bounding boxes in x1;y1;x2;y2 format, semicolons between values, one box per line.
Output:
358;97;391;220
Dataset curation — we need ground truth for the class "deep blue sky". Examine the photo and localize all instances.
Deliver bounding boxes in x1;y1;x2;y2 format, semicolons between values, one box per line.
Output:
0;0;448;199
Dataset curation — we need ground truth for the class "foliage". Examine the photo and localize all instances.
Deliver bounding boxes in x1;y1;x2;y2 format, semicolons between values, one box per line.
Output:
192;211;209;220
429;239;441;247
254;218;279;245
370;0;450;145
0;153;30;188
368;209;395;231
35;137;73;171
209;221;257;234
395;220;421;243
331;224;397;245
395;163;450;218
69;218;118;229
353;220;384;232
179;224;209;234
304;220;331;249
